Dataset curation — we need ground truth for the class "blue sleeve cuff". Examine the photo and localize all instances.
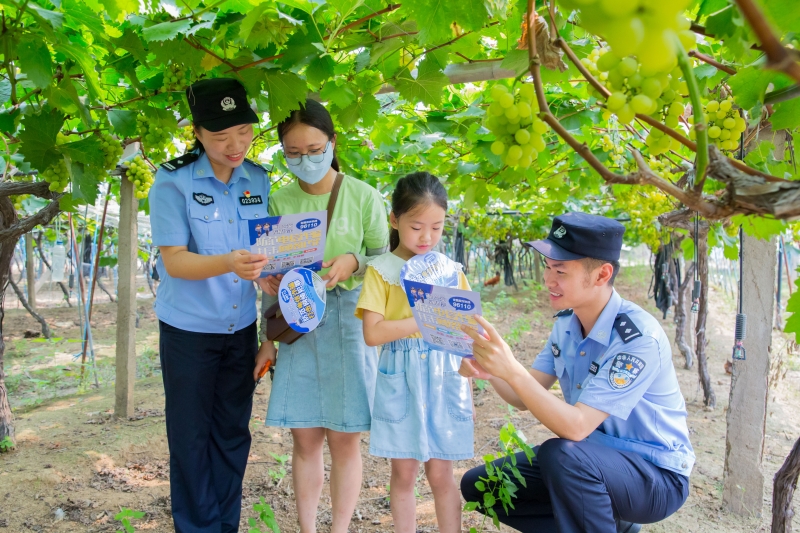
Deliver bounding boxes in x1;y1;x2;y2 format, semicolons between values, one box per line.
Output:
153;233;191;247
532;355;556;376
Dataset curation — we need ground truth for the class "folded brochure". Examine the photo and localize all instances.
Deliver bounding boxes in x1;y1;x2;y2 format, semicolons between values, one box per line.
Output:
248;210;327;276
404;281;482;358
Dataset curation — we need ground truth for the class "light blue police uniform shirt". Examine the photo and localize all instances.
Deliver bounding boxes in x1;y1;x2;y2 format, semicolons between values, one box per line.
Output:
532;290;695;477
149;152;270;334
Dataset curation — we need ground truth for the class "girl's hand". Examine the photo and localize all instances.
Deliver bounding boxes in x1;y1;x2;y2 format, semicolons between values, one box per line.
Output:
253;342;277;381
459;357;493;380
227;250;268;281
321;254;358;288
256;274;283;296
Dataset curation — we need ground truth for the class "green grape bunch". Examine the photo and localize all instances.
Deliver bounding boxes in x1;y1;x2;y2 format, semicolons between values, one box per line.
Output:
690;97;746;152
124;155;155;200
98;133;124;171
484;84;549;169
136;115;173;160
162;63;190;92
41;158;70;193
596;51;687;133
177;125;196;146
558;0;697;76
12;194;29;211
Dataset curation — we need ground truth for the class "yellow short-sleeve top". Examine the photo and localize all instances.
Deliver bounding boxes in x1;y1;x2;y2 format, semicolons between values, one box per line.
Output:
355;252;470;339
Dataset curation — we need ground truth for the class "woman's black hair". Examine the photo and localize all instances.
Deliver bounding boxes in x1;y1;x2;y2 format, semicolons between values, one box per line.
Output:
390;172;448;252
276;99;340;172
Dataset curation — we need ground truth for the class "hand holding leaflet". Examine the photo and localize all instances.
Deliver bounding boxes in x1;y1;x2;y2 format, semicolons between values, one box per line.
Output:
249;210;327;276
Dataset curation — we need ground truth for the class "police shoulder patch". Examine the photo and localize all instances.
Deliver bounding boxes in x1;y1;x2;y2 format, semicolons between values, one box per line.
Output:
244;158;270;173
553;308;574;318
160;152;199;172
608;353;646;389
613;313;642;343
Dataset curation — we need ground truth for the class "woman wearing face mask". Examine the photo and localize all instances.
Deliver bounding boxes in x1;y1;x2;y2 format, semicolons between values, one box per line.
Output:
254;100;389;533
149;78;273;533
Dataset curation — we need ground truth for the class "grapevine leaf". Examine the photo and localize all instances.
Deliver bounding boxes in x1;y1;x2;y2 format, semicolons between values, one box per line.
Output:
762;0;800;35
770;98;800;130
28;4;64;28
457;0;491;31
0;79;11;106
142;19;193;42
17;36;53;89
337;94;380;129
62;0;106;35
697;0;728;17
680;236;694;260
705;6;738;39
113;28;149;64
108;110;139;138
68;162;102;204
60;137;105;169
500;49;530;76
55;42;102;100
263;71;307;123
731;214;786;240
305;55;336;88
18;110;65;171
402;0;458;45
0;109;19;135
320;81;356;109
727;67;776;110
784;279;800;339
394;67;448;107
100;0;139;21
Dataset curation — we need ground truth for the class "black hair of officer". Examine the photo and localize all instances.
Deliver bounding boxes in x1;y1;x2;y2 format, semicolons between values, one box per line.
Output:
186;78;259;154
277;99;340;171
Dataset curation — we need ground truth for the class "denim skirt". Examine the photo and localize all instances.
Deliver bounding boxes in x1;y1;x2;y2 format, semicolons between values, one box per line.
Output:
369;338;474;462
265;286;377;432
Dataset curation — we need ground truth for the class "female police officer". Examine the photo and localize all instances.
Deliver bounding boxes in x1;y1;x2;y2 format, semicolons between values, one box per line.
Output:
149;78;275;533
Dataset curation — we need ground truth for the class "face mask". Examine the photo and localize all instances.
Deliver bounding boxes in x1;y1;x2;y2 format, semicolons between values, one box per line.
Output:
286;142;334;184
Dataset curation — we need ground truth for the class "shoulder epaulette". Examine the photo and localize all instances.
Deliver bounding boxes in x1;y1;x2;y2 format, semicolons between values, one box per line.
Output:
244;158;270;173
553;309;573;318
614;313;643;343
160;153;199;172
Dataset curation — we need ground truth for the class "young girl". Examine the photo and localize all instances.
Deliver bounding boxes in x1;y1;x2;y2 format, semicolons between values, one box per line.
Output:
355;172;474;533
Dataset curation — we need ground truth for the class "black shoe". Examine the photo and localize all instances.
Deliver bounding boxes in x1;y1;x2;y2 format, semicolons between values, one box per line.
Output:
617;521;642;533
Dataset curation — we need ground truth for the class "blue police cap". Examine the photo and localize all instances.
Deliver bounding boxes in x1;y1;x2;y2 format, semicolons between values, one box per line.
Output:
186;78;259;132
525;212;625;262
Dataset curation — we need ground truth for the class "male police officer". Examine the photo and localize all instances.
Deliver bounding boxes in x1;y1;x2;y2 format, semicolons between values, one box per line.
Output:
460;212;693;533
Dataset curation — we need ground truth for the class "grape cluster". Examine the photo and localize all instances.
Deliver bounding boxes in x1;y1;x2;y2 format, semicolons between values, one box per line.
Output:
690;98;746;151
598;53;686;126
137;115;172;155
12;194;29;211
162;63;189;92
41;159;70;193
98;133;124;171
124;156;154;200
484;84;549;169
559;0;696;76
177;125;196;146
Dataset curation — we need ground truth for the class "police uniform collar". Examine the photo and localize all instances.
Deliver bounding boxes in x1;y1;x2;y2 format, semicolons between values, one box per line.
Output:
191;152;251;183
565;290;622;347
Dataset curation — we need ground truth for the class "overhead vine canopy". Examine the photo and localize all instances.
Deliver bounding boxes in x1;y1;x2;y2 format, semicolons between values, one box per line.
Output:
0;0;799;249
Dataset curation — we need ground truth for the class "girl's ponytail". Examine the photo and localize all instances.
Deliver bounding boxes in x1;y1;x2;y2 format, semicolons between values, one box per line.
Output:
390;228;400;252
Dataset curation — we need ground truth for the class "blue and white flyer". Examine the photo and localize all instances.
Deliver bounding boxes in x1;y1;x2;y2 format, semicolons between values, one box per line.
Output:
404;281;483;358
248;210;327;276
278;268;327;334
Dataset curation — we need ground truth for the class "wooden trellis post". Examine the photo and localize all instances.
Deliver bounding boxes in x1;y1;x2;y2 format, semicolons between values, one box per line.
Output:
24;233;36;309
115;150;138;419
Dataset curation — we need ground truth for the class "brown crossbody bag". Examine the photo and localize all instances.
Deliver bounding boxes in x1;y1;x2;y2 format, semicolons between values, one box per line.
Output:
263;172;344;345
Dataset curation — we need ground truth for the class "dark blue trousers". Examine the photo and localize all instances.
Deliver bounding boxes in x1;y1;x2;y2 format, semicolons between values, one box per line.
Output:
159;321;258;533
461;438;689;533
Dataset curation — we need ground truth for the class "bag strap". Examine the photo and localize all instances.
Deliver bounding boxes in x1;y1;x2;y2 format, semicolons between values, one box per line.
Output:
326;172;344;228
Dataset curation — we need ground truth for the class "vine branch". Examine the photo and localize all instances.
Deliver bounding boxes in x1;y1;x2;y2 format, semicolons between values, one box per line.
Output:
734;0;800;85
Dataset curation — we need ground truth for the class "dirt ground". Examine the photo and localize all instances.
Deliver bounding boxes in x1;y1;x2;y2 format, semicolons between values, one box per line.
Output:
1;265;799;532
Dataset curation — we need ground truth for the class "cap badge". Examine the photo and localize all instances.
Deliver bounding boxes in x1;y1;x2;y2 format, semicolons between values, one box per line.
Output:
221;97;237;111
553;225;567;238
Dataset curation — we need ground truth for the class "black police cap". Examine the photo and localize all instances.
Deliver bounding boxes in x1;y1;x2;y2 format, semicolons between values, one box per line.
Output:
525;212;625;262
185;78;259;132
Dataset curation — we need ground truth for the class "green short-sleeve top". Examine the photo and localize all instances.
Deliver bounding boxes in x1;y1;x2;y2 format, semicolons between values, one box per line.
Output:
267;174;390;291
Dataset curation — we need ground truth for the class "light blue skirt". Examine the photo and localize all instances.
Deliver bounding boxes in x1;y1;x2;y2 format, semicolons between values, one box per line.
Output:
265;287;377;432
369;338;475;462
